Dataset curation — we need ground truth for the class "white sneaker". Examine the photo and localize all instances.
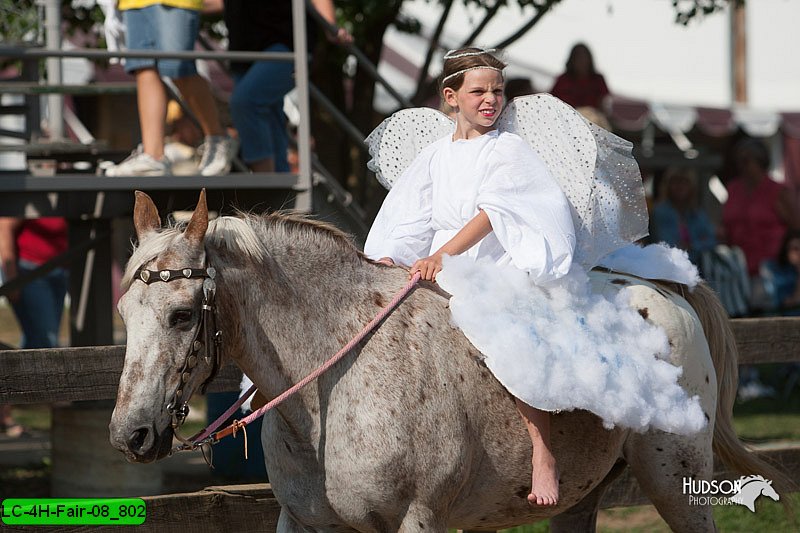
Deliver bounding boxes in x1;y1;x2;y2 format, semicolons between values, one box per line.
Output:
198;135;234;176
105;146;171;177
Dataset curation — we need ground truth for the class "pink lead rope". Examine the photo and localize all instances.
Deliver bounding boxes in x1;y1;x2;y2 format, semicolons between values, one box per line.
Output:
174;272;422;454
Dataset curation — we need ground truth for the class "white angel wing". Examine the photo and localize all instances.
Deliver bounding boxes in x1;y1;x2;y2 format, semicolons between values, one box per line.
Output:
496;93;648;267
364;94;648;268
365;107;454;189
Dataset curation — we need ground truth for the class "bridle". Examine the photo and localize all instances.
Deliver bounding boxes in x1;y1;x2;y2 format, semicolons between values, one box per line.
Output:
132;263;223;443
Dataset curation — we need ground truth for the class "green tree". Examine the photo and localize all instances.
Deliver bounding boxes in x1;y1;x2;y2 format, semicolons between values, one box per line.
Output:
671;0;744;25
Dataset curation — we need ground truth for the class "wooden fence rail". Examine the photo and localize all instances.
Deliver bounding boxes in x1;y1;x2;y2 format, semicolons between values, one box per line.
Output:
1;317;797;405
0;346;241;404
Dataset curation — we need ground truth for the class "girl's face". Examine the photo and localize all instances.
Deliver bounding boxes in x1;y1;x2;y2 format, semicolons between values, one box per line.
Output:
443;69;505;138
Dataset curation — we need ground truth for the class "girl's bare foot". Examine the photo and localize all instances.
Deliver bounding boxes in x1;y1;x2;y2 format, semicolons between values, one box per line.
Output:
527;450;559;506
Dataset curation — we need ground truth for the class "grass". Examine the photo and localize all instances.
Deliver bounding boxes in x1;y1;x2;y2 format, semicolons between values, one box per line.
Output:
11;404;52;431
732;364;800;443
0;462;51;500
497;493;800;533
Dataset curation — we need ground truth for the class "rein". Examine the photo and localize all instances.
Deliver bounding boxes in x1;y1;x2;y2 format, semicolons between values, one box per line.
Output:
170;271;423;456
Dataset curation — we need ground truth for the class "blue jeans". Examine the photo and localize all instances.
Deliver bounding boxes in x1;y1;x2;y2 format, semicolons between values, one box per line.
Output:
123;4;199;78
11;260;68;349
229;44;295;170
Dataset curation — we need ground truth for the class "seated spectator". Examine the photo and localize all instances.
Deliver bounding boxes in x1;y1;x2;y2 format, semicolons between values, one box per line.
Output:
762;229;800;315
649;166;749;317
759;230;800;399
551;43;610;111
721;138;800;310
650;166;717;265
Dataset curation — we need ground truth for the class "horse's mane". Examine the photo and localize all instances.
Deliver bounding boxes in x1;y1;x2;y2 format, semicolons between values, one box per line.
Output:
122;211;362;289
259;211;359;253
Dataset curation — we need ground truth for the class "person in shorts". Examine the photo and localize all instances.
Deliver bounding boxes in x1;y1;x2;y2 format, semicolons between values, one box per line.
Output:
106;0;234;176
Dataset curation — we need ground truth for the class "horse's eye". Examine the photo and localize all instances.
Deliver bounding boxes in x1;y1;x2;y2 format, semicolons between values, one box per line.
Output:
169;309;194;328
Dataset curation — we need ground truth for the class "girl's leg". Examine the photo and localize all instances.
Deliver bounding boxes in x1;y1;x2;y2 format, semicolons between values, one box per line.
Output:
515;398;559;506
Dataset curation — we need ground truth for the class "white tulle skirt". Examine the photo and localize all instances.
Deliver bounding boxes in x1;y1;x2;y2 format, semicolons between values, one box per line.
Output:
436;252;707;435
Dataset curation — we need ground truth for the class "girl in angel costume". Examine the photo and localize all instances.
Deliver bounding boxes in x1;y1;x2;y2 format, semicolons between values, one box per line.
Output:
363;48;707;506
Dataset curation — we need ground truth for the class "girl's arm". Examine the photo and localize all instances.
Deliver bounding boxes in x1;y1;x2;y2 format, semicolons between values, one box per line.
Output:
410;210;492;281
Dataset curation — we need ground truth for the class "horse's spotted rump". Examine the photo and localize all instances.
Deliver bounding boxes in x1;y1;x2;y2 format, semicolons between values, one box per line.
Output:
638;307;649;320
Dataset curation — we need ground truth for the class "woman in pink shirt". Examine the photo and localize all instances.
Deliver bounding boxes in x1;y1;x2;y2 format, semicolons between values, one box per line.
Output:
722;139;800;277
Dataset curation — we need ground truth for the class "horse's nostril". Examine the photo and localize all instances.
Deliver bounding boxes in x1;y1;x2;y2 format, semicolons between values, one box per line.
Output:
127;426;152;455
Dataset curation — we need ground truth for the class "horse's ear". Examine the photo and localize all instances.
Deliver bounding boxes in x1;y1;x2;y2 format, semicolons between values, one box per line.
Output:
184;189;208;246
133;191;161;241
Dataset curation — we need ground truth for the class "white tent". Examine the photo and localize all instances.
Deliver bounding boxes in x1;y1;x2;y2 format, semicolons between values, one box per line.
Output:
374;0;800;189
376;0;798;114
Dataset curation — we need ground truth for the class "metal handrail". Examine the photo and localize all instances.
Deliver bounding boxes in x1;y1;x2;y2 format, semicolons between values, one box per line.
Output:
0;47;294;63
0;0;400;216
308;84;366;150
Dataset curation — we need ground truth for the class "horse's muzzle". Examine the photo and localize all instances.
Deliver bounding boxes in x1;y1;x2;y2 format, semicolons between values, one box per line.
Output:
110;423;174;463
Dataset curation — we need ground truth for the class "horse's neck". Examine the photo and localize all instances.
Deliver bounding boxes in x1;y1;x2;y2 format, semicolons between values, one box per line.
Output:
213;240;381;427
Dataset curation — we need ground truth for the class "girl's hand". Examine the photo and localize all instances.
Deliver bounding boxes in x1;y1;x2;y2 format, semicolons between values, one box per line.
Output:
410;253;443;281
376;257;395;267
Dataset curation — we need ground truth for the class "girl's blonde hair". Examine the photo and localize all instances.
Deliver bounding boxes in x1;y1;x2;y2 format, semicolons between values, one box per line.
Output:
440;47;507;93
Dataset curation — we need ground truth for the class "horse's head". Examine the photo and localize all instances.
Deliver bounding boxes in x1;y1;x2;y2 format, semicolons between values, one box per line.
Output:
109;191;220;463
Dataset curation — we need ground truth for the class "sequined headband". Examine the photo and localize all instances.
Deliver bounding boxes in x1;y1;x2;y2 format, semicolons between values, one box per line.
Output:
441;65;503;84
443;48;498;60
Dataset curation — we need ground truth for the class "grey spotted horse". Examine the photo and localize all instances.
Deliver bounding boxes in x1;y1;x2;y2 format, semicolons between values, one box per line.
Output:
110;191;788;532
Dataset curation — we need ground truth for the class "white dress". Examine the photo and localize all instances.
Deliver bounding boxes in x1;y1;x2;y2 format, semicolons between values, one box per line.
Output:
364;98;706;436
365;130;576;283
